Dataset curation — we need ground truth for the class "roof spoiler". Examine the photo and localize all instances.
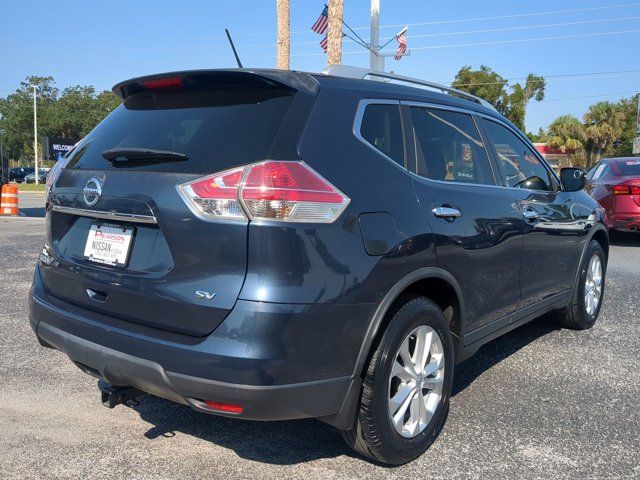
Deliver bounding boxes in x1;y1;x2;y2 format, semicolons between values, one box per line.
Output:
112;69;320;100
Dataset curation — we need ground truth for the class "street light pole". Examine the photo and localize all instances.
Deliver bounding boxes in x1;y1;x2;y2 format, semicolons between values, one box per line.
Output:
370;0;379;72
32;85;39;185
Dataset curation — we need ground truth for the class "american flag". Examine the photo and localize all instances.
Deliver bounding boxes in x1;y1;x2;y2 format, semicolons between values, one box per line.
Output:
394;29;407;61
320;34;328;52
311;6;329;34
320;32;345;53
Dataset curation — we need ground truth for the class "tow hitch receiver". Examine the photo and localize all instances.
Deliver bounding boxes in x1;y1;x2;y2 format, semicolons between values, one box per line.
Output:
99;383;147;408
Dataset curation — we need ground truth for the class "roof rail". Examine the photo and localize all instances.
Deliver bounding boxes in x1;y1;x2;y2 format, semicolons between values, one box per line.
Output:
322;65;497;112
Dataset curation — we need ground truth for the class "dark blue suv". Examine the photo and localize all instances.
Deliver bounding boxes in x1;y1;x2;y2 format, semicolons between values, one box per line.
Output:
29;67;608;464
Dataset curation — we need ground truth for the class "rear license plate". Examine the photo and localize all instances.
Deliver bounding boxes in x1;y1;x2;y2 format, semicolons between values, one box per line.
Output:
83;224;134;266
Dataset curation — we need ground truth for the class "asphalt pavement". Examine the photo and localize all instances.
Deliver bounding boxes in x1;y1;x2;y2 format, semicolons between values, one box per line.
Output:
0;194;638;479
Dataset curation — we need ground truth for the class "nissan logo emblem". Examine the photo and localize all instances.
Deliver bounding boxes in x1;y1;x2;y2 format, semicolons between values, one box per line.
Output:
83;177;102;206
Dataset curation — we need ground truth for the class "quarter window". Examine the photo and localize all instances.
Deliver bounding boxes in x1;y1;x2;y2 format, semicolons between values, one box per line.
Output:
482;120;555;191
591;163;609;180
359;103;405;167
410;108;495;185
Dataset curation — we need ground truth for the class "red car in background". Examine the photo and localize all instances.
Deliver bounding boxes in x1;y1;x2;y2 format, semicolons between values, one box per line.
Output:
586;157;640;233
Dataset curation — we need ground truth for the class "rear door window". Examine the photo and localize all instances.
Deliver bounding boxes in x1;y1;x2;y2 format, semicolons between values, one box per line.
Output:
359;103;405;167
410;107;496;185
66;85;297;174
482;119;555;191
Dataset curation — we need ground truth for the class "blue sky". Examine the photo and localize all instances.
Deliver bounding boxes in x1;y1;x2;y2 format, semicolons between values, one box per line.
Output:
1;0;638;132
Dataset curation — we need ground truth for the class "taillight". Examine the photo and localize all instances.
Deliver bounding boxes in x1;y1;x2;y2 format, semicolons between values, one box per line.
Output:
612;184;640;195
240;161;348;222
178;166;246;220
177;161;349;223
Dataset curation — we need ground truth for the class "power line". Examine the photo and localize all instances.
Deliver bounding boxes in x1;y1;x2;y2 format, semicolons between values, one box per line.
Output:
148;25;640;60
406;15;640;40
54;2;640;42
442;69;640;87
540;91;638;102
354;2;640;31
282;2;640;35
375;28;640;53
226;15;640;48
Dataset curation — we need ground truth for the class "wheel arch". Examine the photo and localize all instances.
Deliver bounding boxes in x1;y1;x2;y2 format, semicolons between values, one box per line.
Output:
591;227;609;262
352;267;466;380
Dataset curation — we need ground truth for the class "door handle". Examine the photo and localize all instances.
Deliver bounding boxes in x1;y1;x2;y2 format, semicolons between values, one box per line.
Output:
86;288;108;303
522;208;540;224
432;206;462;219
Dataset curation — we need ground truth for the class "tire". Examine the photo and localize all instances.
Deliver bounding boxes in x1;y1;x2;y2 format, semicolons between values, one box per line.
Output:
342;296;454;465
555;239;606;330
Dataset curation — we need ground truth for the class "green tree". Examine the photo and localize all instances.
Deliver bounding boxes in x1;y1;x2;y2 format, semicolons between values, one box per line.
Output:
608;95;639;157
527;127;546;143
546;114;586;167
452;66;546;131
506;74;545;131
547;115;584;151
452;65;509;114
582;101;626;167
0;76;58;161
0;76;120;163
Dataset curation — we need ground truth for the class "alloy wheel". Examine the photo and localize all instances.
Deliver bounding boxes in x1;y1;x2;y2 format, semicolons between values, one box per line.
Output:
388;325;445;438
584;254;603;316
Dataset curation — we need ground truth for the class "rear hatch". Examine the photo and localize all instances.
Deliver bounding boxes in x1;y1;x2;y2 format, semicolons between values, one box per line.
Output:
42;70;316;336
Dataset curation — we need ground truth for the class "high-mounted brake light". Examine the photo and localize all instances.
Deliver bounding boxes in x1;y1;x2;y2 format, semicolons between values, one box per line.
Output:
142;77;184;90
177;161;349;223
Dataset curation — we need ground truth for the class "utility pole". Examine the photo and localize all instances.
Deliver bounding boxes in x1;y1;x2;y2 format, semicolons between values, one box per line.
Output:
32;85;39;185
276;0;290;69
327;0;343;66
370;0;382;72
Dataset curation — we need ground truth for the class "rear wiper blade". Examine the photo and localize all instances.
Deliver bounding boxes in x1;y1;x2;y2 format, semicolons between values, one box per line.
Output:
102;148;188;163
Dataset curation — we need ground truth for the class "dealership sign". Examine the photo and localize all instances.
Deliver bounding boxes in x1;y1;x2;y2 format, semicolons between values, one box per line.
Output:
41;136;77;161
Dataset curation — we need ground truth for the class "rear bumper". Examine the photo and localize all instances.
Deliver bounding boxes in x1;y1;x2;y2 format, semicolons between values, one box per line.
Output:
36;321;353;421
29;265;370;424
608;213;640;232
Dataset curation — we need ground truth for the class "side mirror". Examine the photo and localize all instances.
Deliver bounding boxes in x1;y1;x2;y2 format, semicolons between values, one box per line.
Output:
560;167;586;192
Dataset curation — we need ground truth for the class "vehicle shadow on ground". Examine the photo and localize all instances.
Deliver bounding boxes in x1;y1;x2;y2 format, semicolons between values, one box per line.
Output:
19;207;46;218
452;314;559;396
129;315;559;465
609;231;640;247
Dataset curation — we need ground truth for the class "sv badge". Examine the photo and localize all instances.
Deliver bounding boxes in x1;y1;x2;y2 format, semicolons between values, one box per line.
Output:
195;291;216;300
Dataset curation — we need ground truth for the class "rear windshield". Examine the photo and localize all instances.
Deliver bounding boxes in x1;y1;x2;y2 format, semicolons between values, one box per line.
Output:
616;159;640;176
67;86;296;173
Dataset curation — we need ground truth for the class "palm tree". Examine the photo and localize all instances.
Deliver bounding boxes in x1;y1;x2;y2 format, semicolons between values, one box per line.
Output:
546;114;586;168
546;115;584;149
583;102;625;168
327;0;343;66
276;0;290;69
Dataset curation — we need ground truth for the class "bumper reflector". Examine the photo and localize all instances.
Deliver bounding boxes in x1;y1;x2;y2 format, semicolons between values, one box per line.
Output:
203;400;244;414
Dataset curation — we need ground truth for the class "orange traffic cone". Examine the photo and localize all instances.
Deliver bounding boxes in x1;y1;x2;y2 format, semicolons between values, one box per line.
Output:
0;184;19;216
